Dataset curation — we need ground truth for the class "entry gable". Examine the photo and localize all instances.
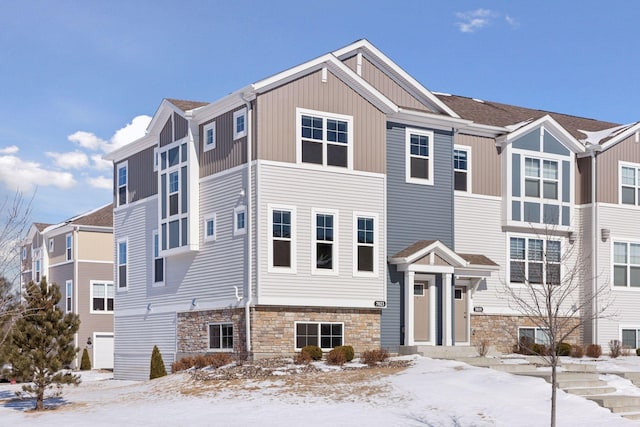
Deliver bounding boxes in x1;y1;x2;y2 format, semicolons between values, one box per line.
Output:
389;240;468;270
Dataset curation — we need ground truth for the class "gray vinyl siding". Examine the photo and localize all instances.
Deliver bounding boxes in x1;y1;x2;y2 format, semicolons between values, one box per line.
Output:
113;145;157;205
174;112;188;141
199;107;248;177
160;117;173;147
382;122;454;350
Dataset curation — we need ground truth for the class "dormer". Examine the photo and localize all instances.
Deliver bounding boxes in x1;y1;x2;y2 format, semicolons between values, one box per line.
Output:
498;115;584;232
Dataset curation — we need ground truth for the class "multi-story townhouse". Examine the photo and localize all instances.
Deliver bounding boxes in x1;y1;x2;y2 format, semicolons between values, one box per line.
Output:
105;39;638;380
20;204;114;369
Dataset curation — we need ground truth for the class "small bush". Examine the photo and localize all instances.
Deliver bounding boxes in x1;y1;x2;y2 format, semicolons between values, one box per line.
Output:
532;343;549;356
193;354;208;369
557;342;572;357
80;348;92;371
294;350;312;365
334;346;355;362
516;337;535;355
326;348;347;366
609;340;623;358
476;340;489;357
150;345;167;379
361;348;389;366
585;344;602;358
206;352;232;369
301;345;323;361
570;345;584;358
636;348;640;357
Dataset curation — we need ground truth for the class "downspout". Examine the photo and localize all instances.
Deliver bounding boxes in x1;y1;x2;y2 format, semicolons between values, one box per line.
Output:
591;151;598;345
241;94;253;355
73;225;80;367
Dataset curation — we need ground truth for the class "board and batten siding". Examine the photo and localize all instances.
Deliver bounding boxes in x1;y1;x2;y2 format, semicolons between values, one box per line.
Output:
597;135;640;204
113;145;157;205
199;106;248;178
257;162;385;307
342;55;428;112
454;133;501;197
256;69;386;174
383;123;454;349
575;156;592;205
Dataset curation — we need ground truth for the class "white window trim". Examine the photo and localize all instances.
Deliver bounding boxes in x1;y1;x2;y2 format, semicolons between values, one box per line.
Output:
203;121;217;152
233;205;247;236
619;161;640;206
268;204;297;274
517;326;550;345
353;212;379;278
233;108;247;140
454;144;472;193
49;238;54;253
311;208;339;276
89;280;114;314
65;233;72;261
117;238;128;292
295;107;354;170
204;213;217;242
151;230;165;287
293;321;345;351
65;280;72;313
612;239;640;290
22;247;27;260
208;322;234;352
116;161;128;207
405;128;435;186
507;233;563;288
620;325;640;348
153;146;159;172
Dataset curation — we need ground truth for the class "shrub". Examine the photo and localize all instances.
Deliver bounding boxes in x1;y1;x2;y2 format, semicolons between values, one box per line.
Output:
206;352;232;369
294;350;312;365
476;340;489;357
301;345;323;361
609;340;623;358
557;342;572;357
361;348;389;366
326;348;347;366
193;354;208;369
532;343;548;356
516;336;535;355
150;345;167;379
636;348;640;357
586;344;602;358
570;345;584;358
334;346;355;362
80;348;92;371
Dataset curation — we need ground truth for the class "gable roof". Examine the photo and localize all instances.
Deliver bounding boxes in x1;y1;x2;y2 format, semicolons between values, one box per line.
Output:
165;98;208;112
42;203;113;234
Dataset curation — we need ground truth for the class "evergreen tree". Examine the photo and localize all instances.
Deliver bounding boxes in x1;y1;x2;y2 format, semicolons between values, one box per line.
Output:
149;345;167;379
80;348;91;371
7;278;80;410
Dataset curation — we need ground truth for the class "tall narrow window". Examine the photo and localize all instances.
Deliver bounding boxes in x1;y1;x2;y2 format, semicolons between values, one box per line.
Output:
66;280;72;313
117;239;127;289
233;109;247;140
66;233;72;261
203;122;216;151
159;142;189;252
453;148;469;192
356;216;375;273
153;231;164;285
272;210;292;268
35;259;41;282
405;129;434;185
315;213;334;270
204;214;216;242
117;162;128;206
49;238;54;253
234;206;246;236
621;165;640;206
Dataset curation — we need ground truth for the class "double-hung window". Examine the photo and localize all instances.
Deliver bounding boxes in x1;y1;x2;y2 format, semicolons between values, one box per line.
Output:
117;239;127;289
92;282;114;312
295;322;343;350
453;147;470;192
203;122;216;151
159;143;189;251
621;164;640;206
66;280;72;313
510;237;561;285
35;258;41;282
209;323;233;351
152;231;164;285
525;158;558;200
65;233;72;261
313;211;336;273
298;109;352;168
613;242;640;287
270;208;294;270
355;214;376;274
117;162;128;207
406;128;434;185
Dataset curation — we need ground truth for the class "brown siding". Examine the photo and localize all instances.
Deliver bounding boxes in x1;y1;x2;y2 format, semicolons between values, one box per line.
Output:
597;136;640;203
160;117;173;147
199;106;247;177
48;232;70;265
576;156;592;205
257;69;386;174
126;145;157;203
455;133;501;197
49;262;74;292
174;112;188;141
78;231;113;262
77;262;114;343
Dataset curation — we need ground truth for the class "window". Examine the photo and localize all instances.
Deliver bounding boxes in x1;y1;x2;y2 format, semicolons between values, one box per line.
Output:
35;259;41;282
234;206;246;236
414;284;425;296
270;208;293;270
622;328;640;348
524;158;558;200
117;239;127;289
159;142;189;251
297;108;353;169
613;242;640;287
233;109;246;140
313;212;336;272
91;282;114;313
49;238;54;253
209;323;233;350
355;215;375;274
153;231;164;285
204;214;216;242
66;280;72;313
453;147;470;192
510;237;561;285
621;164;640;206
518;327;550;345
65;233;72;261
117;162;128;207
22;247;27;260
295;322;343;350
203;122;216;151
153;147;159;172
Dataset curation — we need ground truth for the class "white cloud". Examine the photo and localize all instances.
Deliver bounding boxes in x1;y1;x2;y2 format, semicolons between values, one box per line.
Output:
0;155;76;191
0;146;19;154
105;115;152;152
505;15;519;28
455;9;495;33
91;154;112;171
68;131;107;151
45;150;89;170
86;175;112;190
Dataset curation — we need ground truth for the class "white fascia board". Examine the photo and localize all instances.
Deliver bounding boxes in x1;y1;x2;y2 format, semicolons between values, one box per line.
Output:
394;240;468;267
496;114;585;153
190;89;249;122
392;109;472;132
332;39;461;118
103;133;156;162
458;123;510;138
600;121;640;151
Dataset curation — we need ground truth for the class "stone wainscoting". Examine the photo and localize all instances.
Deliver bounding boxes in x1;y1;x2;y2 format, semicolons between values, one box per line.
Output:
470;314;581;353
176;308;247;359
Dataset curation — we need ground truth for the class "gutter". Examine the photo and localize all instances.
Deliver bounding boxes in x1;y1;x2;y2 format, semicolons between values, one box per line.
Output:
241;93;254;355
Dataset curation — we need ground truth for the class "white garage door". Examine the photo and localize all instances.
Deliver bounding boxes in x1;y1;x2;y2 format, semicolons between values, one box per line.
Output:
93;334;114;370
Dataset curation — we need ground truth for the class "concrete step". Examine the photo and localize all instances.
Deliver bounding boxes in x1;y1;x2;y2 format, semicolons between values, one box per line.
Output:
587;395;640;413
622;372;640;382
620;412;640;421
562;363;597;373
409;346;482;359
490;364;537;373
455;357;502;367
557;379;608;389
562;386;616;396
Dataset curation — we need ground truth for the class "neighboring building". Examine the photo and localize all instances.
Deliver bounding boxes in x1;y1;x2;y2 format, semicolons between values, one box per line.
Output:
20;204;114;369
105;39;639;380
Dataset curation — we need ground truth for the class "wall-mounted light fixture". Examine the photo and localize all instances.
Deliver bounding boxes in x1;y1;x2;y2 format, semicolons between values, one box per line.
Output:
601;228;610;242
146;303;152;311
86;337;93;349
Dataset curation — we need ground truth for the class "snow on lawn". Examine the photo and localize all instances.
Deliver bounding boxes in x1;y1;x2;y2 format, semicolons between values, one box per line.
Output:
0;356;637;427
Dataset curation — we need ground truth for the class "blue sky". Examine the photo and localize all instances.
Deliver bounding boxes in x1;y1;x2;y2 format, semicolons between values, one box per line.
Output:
1;0;638;225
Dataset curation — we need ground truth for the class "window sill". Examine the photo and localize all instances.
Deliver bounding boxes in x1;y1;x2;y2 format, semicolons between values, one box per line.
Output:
405;177;434;186
89;311;114;315
268;266;297;274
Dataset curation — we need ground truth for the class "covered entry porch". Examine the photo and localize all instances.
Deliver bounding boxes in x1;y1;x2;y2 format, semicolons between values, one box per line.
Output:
388;240;498;348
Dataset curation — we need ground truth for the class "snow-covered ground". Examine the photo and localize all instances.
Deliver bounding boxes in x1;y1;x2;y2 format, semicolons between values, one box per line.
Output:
0;355;638;426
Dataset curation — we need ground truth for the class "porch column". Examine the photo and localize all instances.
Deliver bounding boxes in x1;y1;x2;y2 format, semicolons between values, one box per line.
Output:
404;271;415;346
429;278;436;344
443;273;453;346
